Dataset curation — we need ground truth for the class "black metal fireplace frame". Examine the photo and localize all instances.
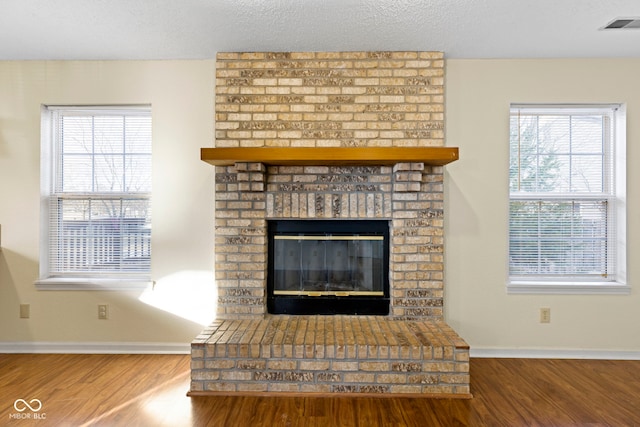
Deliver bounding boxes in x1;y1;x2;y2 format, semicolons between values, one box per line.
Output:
267;219;390;315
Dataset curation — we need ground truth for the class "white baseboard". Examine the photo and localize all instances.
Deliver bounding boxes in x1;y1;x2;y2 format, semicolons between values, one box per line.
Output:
2;342;638;360
471;347;640;360
0;341;191;354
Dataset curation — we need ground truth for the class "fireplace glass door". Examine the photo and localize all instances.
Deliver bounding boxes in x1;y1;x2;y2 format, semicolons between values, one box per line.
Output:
268;220;389;315
273;235;384;296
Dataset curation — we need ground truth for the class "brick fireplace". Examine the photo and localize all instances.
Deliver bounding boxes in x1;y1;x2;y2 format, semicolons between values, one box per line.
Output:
190;51;470;397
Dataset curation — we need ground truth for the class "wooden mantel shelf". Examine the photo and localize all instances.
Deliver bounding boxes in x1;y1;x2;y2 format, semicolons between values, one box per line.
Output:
201;147;459;167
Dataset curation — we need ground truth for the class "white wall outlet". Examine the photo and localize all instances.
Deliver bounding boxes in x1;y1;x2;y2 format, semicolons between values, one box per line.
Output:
540;307;551;323
98;304;109;320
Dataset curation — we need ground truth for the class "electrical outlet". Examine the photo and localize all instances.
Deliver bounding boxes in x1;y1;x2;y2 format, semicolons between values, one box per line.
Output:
98;304;109;320
19;304;30;319
540;307;551;323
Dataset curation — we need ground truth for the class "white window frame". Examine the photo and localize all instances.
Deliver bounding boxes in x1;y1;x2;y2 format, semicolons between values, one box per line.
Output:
507;104;628;295
36;105;153;291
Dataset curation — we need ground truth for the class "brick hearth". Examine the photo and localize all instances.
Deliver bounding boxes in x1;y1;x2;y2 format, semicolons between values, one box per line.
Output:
190;316;470;396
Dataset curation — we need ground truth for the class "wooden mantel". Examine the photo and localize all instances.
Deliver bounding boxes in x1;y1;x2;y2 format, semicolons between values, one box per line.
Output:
201;147;459;167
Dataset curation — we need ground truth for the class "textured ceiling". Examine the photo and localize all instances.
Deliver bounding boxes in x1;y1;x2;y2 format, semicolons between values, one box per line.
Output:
1;0;640;60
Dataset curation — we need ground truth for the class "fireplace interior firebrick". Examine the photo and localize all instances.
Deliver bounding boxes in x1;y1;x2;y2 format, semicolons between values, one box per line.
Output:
267;220;390;315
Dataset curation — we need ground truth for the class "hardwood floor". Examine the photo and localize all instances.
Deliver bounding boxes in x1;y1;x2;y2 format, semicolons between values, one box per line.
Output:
1;354;639;426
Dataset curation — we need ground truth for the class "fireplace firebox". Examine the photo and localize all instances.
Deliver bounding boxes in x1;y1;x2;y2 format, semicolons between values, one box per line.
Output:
267;220;390;315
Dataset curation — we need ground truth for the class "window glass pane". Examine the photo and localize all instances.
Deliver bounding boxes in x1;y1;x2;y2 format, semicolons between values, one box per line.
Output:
125;116;152;154
60;199;90;221
94;154;124;192
90;198;122;220
61;116;93;154
94;116;124;153
510;115;541;192
538;154;566;193
125;156;152;192
571;116;604;154
571;154;603;192
509;116;521;192
122;198;151;221
62;155;93;192
538;115;570;154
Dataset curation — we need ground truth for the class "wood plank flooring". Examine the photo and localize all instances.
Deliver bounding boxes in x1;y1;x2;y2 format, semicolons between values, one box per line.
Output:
1;354;639;426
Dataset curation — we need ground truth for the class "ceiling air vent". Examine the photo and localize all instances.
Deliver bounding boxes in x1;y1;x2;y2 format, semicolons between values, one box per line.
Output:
603;18;640;29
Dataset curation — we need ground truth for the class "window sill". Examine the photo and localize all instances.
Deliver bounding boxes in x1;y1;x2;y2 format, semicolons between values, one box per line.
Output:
35;277;153;291
507;281;630;295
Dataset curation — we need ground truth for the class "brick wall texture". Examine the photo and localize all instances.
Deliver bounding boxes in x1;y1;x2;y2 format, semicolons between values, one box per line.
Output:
215;51;444;149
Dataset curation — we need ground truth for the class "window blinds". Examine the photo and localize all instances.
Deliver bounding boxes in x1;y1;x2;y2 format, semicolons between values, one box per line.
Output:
47;107;152;277
509;105;617;281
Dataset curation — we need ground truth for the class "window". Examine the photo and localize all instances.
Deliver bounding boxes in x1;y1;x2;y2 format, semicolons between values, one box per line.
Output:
508;104;627;294
37;106;152;290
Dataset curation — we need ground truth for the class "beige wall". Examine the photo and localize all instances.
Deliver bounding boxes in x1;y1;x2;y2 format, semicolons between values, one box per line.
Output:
1;58;639;353
445;59;640;353
0;61;215;345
